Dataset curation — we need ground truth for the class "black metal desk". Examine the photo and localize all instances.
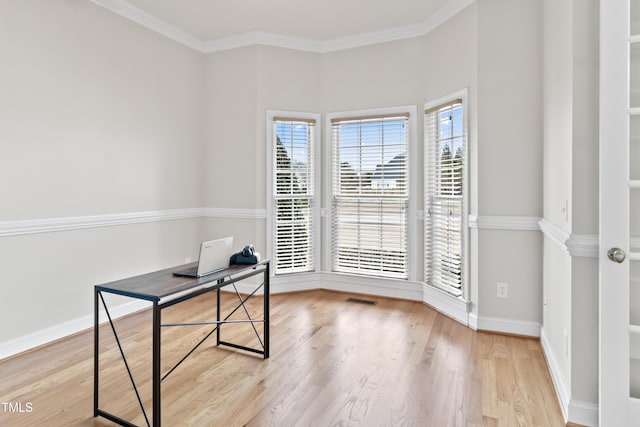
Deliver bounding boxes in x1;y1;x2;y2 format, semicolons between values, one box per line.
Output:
94;260;270;427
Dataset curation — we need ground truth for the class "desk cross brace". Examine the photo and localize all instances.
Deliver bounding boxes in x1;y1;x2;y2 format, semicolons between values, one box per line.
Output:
94;261;270;427
159;281;266;384
97;291;152;427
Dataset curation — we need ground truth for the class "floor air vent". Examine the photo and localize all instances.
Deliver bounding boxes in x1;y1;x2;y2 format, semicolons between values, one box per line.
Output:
346;297;377;305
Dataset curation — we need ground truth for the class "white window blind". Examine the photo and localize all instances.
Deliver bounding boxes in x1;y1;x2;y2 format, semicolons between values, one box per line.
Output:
272;117;316;274
331;114;409;279
424;99;465;297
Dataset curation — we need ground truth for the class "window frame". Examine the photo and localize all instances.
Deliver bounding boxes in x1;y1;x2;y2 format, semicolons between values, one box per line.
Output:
266;110;322;276
325;106;417;281
424;89;469;301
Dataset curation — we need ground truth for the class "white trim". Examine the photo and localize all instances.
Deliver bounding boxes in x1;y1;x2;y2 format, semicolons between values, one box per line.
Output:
320;22;427;54
407;106;419;282
565;234;599;258
539;218;571;249
568;400;599;427
249;271;424;301
469;215;540;231
423;284;470;326
272;274;472;330
422;0;475;35
540;328;599;426
0;208;203;238
539;218;599;258
89;0;205;51
425;88;470;302
203;207;267;219
541;327;570;422
92;0;475;54
0;299;149;361
265;110;322;274
316;272;423;301
205;31;323;54
326;105;417;281
470;314;540;337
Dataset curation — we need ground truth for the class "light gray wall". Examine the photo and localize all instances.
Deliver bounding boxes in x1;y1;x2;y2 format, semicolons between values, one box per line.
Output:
542;0;574;406
0;1;206;219
202;0;545;329
542;0;599;419
543;239;573;396
0;8;595;418
204;46;259;210
477;0;543;217
475;0;543;323
570;0;599;407
0;1;206;345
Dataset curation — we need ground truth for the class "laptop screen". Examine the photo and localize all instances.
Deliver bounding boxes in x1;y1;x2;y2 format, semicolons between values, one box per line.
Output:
196;237;234;276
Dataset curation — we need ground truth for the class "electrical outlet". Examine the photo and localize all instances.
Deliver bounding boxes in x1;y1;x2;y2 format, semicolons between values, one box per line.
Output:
497;282;508;299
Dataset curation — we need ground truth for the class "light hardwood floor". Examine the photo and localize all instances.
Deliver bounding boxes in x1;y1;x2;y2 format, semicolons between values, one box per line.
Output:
0;289;568;426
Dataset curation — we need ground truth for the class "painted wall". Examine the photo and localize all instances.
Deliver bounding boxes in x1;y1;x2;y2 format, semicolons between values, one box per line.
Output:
542;0;599;423
201;0;546;332
0;8;586;419
543;239;573;403
477;0;543;217
0;1;206;349
475;0;543;326
570;0;599;409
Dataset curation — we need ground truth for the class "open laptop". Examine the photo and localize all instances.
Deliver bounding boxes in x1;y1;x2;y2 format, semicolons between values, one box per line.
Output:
173;237;234;278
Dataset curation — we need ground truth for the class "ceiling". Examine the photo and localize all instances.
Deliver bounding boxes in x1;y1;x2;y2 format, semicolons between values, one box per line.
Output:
91;0;473;53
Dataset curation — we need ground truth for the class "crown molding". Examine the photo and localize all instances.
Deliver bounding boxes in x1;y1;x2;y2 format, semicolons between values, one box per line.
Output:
204;31;324;54
89;0;205;51
91;0;475;54
319;22;428;54
423;0;475;34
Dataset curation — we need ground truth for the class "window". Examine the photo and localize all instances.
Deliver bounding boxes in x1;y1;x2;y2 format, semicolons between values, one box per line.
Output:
269;114;319;275
424;94;467;297
330;112;410;279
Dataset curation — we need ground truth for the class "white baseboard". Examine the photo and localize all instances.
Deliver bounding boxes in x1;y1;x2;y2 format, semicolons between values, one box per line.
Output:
568;400;599;427
540;327;599;426
267;271;423;301
540;327;570;421
423;284;470;326
469;314;540;337
0;299;149;361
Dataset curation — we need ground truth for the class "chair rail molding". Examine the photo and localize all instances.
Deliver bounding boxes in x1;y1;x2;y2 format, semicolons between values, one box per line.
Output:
538;218;599;258
0;207;272;238
0;208;204;238
468;215;541;231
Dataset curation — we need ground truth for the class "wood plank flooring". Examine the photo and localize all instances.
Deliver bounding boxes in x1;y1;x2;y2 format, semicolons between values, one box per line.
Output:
0;290;568;426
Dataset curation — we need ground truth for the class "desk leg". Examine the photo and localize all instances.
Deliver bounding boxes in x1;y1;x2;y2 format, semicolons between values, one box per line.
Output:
152;301;161;427
94;288;99;416
216;286;221;346
264;263;270;359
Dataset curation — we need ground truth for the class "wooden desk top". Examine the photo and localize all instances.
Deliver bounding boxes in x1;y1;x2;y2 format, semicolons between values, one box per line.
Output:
95;260;269;301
